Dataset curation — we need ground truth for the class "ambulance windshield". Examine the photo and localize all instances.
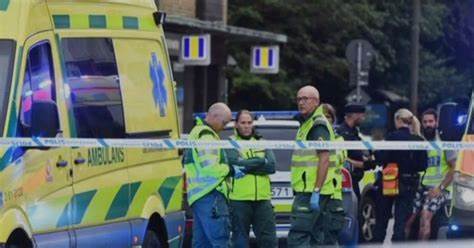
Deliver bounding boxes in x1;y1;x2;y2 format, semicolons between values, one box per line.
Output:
0;40;15;134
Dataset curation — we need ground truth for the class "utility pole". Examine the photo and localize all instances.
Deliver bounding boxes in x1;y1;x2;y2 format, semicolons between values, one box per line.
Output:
410;0;421;115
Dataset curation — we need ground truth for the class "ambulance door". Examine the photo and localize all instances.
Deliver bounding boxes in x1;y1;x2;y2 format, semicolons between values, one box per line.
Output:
59;37;130;247
14;32;73;246
113;37;182;220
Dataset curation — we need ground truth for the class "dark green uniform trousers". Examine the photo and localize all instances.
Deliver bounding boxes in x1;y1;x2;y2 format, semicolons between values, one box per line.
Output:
287;193;345;247
230;200;277;248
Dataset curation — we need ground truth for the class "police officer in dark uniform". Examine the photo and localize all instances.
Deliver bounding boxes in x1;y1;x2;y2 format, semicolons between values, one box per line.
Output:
373;108;428;242
336;103;375;199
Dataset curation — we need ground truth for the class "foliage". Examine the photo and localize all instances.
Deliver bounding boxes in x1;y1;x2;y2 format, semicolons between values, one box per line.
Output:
227;0;474;112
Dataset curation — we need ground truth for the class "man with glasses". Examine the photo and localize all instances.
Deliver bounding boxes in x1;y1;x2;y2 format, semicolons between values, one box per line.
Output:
183;102;245;247
288;86;345;246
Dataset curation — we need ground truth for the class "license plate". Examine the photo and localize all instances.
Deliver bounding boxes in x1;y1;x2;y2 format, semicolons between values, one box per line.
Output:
272;186;293;199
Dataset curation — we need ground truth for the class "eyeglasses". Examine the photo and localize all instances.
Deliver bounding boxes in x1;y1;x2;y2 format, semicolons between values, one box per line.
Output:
296;96;316;103
222;119;231;126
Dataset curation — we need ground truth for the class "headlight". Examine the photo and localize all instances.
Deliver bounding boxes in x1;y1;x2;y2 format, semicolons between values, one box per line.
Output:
454;173;474;210
454;173;474;188
455;184;474;209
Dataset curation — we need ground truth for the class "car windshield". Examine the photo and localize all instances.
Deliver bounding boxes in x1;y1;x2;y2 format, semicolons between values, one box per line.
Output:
468;102;474;135
0;40;16;134
221;125;298;171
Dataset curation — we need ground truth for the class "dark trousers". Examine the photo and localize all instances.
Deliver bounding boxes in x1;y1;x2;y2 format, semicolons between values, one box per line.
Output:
230;200;277;248
353;180;361;200
351;169;364;200
287;193;345;247
373;178;418;242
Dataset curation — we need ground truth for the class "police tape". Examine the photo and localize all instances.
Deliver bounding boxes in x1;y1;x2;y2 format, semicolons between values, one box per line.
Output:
0;137;473;150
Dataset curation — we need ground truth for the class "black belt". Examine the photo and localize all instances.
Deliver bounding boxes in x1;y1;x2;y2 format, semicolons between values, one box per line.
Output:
400;173;420;179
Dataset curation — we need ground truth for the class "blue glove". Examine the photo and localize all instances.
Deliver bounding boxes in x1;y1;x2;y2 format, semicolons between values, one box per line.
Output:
310;191;320;211
233;166;246;179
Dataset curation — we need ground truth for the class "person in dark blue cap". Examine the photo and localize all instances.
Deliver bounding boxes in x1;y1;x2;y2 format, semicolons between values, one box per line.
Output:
335;103;375;199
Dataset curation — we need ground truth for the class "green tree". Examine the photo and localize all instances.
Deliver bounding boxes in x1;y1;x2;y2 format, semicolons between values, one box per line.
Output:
227;0;474;112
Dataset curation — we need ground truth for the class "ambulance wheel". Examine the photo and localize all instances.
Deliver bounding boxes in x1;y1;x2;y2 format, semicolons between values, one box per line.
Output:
6;229;32;248
360;196;377;243
143;230;163;248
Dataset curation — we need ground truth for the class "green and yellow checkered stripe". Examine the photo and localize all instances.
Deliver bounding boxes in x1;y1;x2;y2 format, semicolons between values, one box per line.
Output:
28;176;182;230
52;14;156;31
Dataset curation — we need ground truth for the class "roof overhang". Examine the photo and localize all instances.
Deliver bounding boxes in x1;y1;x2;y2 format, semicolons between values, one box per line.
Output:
164;15;287;43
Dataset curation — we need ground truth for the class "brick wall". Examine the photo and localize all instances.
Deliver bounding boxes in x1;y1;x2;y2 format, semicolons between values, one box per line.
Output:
160;0;228;22
160;0;196;18
196;0;226;23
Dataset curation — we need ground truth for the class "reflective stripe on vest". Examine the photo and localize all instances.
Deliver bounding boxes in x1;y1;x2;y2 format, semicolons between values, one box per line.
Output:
333;135;346;200
423;149;450;190
291;106;339;194
229;135;272;201
184;118;230;205
291;150;338;167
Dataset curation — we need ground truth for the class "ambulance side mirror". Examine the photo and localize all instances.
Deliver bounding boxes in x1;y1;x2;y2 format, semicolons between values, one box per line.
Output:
30;101;61;139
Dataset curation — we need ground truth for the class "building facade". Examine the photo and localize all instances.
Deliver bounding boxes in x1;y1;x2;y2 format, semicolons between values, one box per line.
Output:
159;0;287;131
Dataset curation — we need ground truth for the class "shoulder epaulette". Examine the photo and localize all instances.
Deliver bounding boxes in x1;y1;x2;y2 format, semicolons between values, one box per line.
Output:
198;129;216;138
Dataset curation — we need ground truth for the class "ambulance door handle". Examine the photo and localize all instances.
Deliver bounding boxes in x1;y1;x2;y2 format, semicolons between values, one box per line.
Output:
56;160;68;168
74;157;86;165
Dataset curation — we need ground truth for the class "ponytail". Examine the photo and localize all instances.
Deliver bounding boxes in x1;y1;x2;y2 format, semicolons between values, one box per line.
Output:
394;108;420;135
410;116;421;136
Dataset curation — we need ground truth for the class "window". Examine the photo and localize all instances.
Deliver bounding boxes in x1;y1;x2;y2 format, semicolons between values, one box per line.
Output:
17;41;57;137
256;126;297;172
61;38;125;138
113;38;175;138
0;40;15;134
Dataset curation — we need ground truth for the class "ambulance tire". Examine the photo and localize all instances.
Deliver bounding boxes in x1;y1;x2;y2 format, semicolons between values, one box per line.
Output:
359;196;377;243
143;230;163;248
6;229;32;248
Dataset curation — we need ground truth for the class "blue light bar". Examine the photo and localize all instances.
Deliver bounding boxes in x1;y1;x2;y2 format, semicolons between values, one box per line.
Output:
457;114;468;126
253;111;298;119
450;224;459;231
193;111;298;120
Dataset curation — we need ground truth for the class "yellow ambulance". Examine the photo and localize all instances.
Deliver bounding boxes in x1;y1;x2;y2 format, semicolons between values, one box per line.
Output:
0;0;184;247
448;92;474;238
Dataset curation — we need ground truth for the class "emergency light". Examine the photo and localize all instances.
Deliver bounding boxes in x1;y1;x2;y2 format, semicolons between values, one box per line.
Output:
153;11;166;25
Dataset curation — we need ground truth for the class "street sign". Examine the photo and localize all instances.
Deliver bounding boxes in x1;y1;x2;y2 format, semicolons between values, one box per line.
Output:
346;39;375;102
251;46;279;74
346;39;375;87
180;34;211;66
349;67;369;86
346;39;375;69
345;88;371;105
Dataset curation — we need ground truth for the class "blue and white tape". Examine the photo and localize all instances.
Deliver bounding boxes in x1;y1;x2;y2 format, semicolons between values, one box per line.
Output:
0;138;473;150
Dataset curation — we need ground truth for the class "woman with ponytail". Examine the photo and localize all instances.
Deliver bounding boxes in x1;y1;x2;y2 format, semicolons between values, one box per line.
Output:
373;108;428;243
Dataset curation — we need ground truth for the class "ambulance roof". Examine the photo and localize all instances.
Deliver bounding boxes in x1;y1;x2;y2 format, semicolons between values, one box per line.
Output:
46;0;156;10
0;0;157;41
